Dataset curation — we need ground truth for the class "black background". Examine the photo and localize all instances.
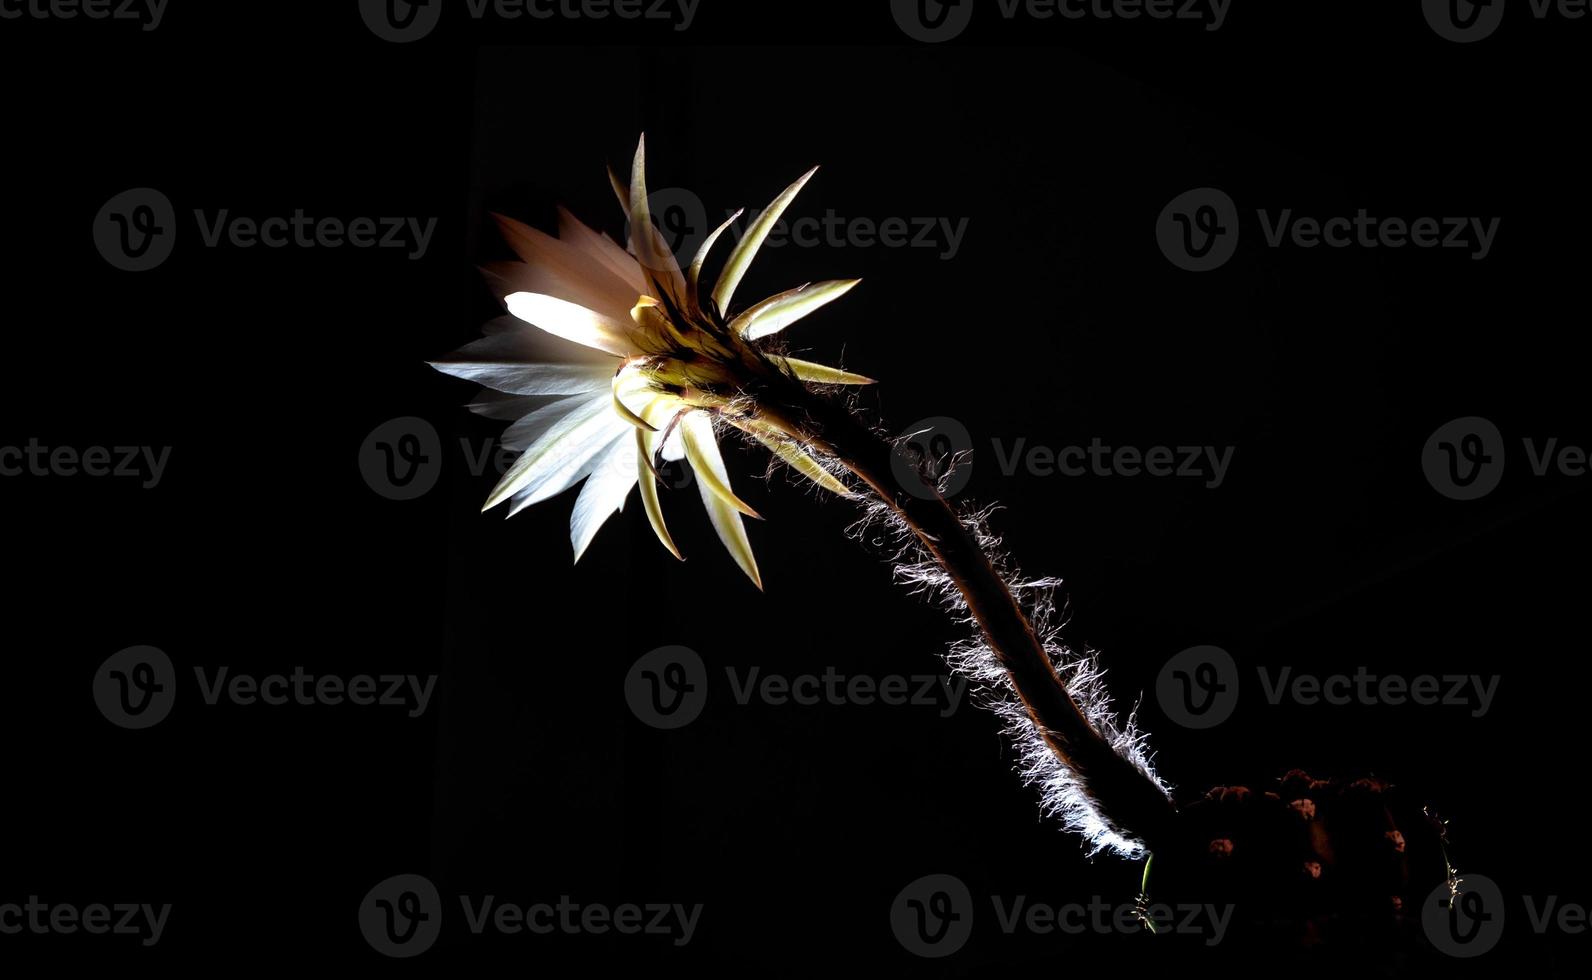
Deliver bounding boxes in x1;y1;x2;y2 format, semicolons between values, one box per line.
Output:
3;0;1588;973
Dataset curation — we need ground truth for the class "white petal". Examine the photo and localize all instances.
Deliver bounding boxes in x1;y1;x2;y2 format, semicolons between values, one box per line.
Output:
626;135;690;309
738;423;852;496
712;167;818;316
683;413;762;589
778;356;875;385
557;207;647;294
636;427;682;560
505;293;633;357
731;279;861;340
499;395;588;452
430;336;612;395
485;396;627;512
681;413;759;519
632;392;688;462
477;314;613;365
569;434;639;562
688;208;744;300
492;214;644;322
506;448;604;519
468;390;544;420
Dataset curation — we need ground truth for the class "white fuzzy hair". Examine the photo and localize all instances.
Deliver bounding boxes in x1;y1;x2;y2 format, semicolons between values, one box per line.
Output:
841;454;1171;859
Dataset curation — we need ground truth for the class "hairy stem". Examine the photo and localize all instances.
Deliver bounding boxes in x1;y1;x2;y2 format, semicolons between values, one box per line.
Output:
758;379;1178;853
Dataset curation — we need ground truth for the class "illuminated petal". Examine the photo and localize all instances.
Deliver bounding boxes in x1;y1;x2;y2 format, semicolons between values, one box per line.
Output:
500;394;591;452
485;396;627;511
491;215;643;322
610;362;658;431
738;424;851;496
680;413;760;520
731;279;861;340
467;390;545;420
631;295;694;354
712;166;818;316
687;208;744;301
556;207;647;294
637;428;683;560
683;413;763;589
626;388;692;468
570;434;639;562
429;335;613;395
778;357;876;386
505;292;633;357
626;135;690;309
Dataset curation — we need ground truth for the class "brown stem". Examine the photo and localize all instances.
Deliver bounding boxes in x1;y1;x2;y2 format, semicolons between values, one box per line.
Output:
760;380;1179;853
